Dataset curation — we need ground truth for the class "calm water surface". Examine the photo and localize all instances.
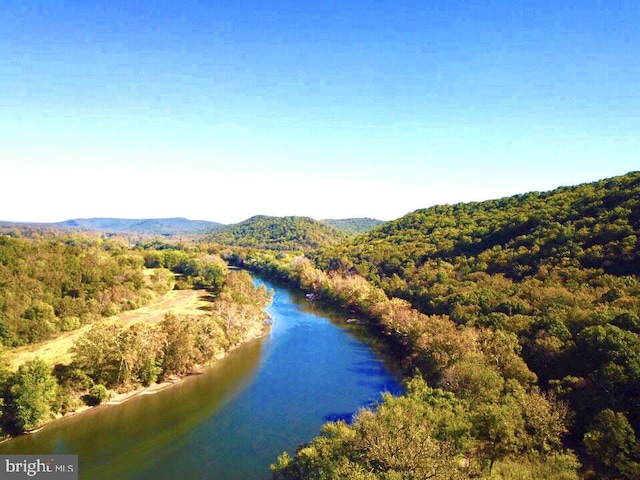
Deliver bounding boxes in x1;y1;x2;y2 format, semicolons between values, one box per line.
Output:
0;276;402;479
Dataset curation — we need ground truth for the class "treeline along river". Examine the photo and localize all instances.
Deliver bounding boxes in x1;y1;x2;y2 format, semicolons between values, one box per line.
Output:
0;274;402;479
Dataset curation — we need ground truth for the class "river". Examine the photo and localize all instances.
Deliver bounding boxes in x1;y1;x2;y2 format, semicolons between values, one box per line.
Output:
0;275;402;479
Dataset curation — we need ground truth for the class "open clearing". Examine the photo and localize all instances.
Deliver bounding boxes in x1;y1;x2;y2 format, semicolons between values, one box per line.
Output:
6;289;211;370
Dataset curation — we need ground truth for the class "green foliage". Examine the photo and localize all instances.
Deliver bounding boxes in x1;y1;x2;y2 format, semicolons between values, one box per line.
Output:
71;270;271;387
84;384;109;406
303;171;640;478
0;266;269;431
209;215;348;252
172;255;227;291
72;323;129;386
584;409;640;479
272;377;574;479
489;452;581;480
142;247;190;270
139;360;162;387
142;248;227;292
235;177;640;478
319;172;640;279
272;377;473;480
3;359;58;433
160;313;199;376
320;218;385;234
231;249;581;478
209;270;273;346
0;235;172;346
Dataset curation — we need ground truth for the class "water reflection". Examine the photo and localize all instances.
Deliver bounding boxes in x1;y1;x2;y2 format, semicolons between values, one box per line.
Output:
0;276;402;480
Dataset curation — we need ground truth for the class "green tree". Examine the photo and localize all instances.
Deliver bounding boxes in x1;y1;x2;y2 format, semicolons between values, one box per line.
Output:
161;313;198;376
5;359;58;432
84;384;110;406
584;409;640;479
473;395;525;473
71;323;123;386
272;377;473;480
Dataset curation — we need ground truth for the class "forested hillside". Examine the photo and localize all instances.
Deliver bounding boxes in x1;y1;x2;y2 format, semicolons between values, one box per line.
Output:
321;218;385;234
209;215;347;251
293;171;639;479
246;172;640;479
315;172;639;282
0;235;173;346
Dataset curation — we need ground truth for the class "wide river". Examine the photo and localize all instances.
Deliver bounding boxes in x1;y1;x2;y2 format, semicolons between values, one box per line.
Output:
0;275;402;479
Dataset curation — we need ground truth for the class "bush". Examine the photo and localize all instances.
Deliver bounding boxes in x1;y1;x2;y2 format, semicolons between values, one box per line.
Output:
84;384;110;406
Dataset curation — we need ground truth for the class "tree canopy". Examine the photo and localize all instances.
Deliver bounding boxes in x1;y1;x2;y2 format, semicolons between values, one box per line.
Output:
234;172;640;479
0;235;173;346
208;215;348;252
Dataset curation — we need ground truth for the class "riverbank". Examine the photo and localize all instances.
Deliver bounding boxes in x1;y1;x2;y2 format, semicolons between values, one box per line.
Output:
100;320;270;407
0;273;403;479
6;289;211;371
236;264;410;373
0;319;270;444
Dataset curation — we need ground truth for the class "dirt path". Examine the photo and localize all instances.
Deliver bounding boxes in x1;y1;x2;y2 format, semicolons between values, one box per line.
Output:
6;289;211;370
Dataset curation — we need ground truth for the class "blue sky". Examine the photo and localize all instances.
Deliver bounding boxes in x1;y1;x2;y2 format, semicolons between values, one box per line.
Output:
1;1;638;223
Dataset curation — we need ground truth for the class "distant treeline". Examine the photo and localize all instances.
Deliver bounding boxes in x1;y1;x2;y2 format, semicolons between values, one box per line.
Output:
320;218;384;234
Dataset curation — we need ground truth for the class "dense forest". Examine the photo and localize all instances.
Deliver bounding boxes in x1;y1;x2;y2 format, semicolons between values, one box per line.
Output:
321;218;385;234
0;235;174;346
0;234;272;436
208;215;348;251
231;172;640;479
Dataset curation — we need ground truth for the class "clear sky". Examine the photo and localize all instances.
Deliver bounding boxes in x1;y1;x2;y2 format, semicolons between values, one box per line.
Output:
1;1;638;224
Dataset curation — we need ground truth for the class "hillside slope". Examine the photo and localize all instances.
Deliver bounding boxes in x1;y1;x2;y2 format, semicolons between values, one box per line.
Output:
311;171;640;478
317;171;639;281
320;217;385;234
209;215;348;251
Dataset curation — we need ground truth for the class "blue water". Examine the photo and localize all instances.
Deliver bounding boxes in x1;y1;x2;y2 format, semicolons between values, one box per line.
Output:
0;275;402;479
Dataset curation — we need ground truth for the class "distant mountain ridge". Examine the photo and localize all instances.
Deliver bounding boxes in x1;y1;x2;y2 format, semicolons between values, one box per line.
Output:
0;216;384;239
54;217;224;235
0;217;225;236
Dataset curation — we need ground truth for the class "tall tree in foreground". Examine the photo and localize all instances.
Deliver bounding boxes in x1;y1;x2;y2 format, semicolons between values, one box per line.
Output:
3;359;57;433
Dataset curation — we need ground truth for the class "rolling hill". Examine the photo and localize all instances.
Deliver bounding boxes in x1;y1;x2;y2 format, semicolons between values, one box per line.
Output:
208;215;348;251
309;171;640;477
316;171;640;282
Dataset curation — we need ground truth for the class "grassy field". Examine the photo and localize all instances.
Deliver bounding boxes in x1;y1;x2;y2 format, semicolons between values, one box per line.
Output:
6;289;211;370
